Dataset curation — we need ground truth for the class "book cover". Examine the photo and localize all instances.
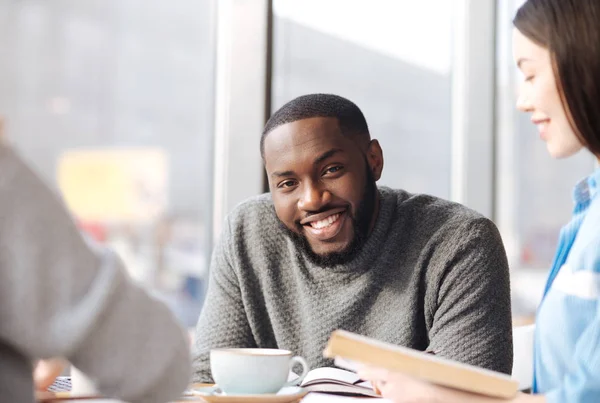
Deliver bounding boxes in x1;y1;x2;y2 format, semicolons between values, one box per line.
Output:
323;330;519;399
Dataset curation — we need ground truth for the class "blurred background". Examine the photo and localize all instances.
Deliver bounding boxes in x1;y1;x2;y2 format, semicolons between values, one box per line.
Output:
0;0;596;327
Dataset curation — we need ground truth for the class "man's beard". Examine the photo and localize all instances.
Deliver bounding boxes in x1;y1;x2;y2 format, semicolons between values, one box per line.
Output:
279;165;378;267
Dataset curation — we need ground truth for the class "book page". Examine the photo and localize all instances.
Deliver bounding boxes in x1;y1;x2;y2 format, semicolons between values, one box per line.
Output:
297;366;378;397
301;367;361;386
302;393;391;402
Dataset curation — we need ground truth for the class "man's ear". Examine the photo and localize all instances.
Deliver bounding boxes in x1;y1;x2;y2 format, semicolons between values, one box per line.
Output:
366;139;384;181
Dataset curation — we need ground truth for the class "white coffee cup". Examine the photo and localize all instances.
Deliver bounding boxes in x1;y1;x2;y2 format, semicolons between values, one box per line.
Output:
210;348;309;395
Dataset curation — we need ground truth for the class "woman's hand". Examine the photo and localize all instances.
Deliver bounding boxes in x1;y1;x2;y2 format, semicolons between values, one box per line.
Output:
357;366;540;403
358;366;444;403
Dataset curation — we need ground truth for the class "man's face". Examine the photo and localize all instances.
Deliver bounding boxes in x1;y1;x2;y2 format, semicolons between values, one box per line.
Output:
263;117;383;266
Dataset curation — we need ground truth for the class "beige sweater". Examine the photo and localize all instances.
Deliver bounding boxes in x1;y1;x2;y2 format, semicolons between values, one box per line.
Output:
0;145;191;402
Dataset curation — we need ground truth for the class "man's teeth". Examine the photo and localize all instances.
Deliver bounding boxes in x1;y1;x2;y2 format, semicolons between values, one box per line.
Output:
310;213;341;229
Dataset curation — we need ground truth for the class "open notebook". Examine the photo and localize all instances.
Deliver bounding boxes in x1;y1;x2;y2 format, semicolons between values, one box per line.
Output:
294;367;380;398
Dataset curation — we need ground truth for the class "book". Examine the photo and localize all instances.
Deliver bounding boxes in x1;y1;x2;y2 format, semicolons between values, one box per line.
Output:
323;330;519;399
298;367;380;398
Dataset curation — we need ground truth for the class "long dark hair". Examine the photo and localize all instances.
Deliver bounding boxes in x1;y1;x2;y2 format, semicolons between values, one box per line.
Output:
514;0;600;157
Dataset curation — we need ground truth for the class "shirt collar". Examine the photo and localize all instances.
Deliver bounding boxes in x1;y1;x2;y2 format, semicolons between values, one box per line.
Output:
573;166;600;205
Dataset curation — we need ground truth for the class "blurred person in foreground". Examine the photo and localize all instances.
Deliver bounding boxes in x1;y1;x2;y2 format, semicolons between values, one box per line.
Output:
359;0;600;402
0;135;191;402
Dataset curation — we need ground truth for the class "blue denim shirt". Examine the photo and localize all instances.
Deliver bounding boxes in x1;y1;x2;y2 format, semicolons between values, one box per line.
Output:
534;167;600;402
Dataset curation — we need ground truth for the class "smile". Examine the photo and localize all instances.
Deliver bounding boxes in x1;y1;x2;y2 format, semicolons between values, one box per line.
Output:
309;213;342;229
302;208;348;242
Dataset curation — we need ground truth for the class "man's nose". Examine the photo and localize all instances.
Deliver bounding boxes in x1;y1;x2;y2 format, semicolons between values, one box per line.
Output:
298;182;331;212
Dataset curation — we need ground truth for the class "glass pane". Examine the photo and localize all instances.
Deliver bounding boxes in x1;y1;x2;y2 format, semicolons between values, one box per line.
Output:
496;0;597;317
0;0;216;327
272;0;453;198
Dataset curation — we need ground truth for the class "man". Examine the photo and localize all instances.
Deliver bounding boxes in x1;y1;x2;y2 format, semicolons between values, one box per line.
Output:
0;142;191;402
193;94;512;382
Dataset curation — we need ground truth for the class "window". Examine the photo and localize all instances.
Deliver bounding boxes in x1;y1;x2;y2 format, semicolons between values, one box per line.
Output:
272;0;453;198
0;0;216;326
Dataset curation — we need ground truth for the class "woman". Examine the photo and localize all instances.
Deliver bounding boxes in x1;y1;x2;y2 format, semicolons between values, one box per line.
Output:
359;0;600;402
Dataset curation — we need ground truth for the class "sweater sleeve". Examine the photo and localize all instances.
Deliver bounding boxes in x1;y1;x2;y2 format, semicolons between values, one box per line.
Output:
192;215;257;383
426;217;513;374
0;146;191;403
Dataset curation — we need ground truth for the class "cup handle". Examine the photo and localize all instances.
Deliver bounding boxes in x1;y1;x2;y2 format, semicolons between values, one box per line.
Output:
284;356;309;387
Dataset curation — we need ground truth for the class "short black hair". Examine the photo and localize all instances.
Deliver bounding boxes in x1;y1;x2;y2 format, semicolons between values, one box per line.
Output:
261;94;370;159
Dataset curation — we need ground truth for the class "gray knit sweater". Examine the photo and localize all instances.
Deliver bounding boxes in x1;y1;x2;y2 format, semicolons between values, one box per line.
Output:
193;187;513;382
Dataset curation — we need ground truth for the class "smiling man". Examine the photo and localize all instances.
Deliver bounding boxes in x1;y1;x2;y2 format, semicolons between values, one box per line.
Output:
192;94;513;382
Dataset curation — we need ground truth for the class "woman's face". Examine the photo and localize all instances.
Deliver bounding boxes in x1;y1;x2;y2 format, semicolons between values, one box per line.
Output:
513;28;583;158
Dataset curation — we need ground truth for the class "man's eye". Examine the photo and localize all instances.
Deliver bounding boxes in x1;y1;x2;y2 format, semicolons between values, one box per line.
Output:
324;166;342;175
278;180;296;189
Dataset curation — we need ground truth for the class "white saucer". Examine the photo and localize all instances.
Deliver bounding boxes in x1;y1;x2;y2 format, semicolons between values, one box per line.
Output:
186;386;307;403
